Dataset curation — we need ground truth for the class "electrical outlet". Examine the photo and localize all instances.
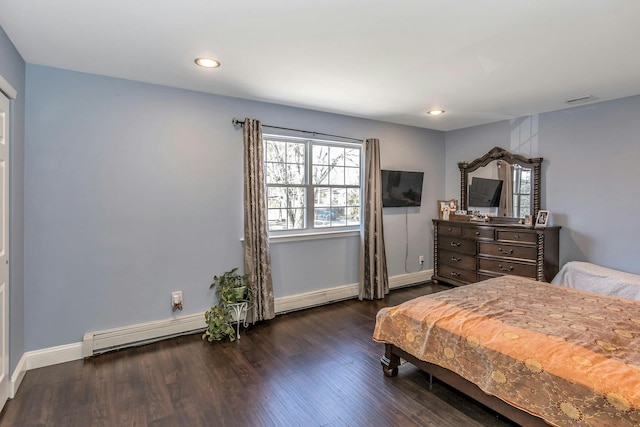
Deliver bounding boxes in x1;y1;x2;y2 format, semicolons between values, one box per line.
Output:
172;291;183;311
419;255;424;264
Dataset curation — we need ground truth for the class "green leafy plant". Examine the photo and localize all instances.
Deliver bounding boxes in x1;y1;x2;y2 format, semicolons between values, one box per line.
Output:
211;267;247;305
202;267;251;342
203;305;236;341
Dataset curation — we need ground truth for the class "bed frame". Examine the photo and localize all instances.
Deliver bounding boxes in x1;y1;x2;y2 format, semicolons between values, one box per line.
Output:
381;343;549;426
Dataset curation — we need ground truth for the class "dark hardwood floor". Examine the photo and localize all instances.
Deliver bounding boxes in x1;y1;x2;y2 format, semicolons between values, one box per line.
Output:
0;283;519;427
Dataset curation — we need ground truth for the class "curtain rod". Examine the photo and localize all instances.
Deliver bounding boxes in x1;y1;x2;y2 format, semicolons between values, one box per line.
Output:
232;118;363;143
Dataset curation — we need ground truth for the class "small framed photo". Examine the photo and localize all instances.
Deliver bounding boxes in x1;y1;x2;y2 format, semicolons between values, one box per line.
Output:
438;199;458;220
535;210;550;228
438;200;449;220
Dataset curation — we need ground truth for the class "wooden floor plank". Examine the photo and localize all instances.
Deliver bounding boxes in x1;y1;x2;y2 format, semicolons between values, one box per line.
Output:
0;283;519;426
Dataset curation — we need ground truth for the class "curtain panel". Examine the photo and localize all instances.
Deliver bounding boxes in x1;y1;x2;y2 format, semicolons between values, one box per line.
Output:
498;161;514;217
243;118;275;322
359;138;389;300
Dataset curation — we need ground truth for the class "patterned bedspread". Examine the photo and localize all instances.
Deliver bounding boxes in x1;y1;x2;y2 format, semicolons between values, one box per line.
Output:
373;275;640;426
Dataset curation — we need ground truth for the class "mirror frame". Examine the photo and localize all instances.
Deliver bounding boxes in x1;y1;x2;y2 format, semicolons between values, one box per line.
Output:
458;147;543;219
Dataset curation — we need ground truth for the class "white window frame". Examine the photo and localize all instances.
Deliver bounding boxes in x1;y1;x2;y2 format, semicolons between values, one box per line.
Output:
512;165;532;218
263;134;363;238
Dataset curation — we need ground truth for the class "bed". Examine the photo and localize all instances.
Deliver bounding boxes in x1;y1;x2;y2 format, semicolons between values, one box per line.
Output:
373;274;640;426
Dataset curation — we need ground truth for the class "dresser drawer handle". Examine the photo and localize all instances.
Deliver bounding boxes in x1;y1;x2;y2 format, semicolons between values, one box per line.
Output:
450;256;461;262
514;234;520;239
450;271;461;277
450;241;461;247
498;247;513;255
475;231;480;236
498;264;514;272
447;227;453;232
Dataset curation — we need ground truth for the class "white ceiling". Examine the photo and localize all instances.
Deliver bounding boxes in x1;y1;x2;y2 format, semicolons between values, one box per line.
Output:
1;1;639;131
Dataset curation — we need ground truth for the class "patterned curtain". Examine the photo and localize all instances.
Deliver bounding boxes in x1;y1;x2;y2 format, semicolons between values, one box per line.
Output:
359;138;389;300
498;161;514;217
243;118;275;322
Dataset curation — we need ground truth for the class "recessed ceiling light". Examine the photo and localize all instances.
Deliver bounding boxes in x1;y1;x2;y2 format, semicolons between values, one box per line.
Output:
427;109;445;116
194;57;221;68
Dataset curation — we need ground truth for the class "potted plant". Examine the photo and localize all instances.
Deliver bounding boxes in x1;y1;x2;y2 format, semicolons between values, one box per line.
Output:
203;305;236;341
203;268;250;342
211;267;247;305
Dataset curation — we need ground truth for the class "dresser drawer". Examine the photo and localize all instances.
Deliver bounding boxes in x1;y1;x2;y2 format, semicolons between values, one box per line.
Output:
478;258;537;278
439;264;476;284
478;242;537;260
496;230;537;244
462;226;494;240
440;237;476;254
477;272;500;282
439;250;476;270
438;224;462;237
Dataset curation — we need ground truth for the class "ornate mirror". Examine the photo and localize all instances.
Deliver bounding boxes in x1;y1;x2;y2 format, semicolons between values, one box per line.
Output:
458;147;542;220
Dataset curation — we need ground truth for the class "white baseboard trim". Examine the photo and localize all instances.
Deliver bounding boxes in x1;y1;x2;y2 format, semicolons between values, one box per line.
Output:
26;342;84;370
9;354;27;399
274;268;432;314
10;269;433;397
389;269;433;289
275;283;359;313
9;342;83;399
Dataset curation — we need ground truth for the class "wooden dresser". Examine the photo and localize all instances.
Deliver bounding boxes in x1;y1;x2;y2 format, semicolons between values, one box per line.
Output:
432;219;560;286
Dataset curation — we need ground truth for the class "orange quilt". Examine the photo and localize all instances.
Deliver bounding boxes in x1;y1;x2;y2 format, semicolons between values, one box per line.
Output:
373;275;640;426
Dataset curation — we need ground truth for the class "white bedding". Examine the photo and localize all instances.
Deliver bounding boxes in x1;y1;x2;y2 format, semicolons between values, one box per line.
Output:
551;261;640;301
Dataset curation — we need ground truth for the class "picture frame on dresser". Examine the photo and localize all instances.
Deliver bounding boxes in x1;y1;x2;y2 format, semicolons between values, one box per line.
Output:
535;210;549;228
438;200;448;220
438;199;457;220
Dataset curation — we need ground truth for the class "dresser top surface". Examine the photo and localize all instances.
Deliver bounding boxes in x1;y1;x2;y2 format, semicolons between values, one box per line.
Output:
433;218;561;231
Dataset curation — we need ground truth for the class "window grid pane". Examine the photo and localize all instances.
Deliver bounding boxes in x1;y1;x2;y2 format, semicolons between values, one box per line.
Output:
345;148;360;168
345;167;360;186
287;164;305;185
329;166;345;185
312;165;329;185
329;147;345;167
286;142;305;163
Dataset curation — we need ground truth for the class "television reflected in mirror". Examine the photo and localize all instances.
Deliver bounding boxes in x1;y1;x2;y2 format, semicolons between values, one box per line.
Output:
381;170;424;207
468;177;503;208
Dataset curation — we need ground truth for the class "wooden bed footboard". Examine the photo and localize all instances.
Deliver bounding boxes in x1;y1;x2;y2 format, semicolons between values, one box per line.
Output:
381;343;548;427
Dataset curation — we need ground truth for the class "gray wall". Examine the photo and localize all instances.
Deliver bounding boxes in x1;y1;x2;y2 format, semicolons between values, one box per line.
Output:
445;96;640;274
24;64;444;351
0;26;25;374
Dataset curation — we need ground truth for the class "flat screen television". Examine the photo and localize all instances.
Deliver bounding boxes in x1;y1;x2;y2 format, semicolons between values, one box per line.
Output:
468;177;504;208
381;170;424;207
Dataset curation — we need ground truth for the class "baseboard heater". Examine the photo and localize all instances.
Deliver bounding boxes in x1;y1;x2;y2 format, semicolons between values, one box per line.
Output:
82;313;206;357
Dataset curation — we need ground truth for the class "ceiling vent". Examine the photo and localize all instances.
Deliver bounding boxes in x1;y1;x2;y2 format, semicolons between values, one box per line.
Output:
564;95;598;105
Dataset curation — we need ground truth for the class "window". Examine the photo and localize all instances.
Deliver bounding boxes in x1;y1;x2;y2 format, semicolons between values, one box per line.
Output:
264;135;362;234
512;165;531;218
